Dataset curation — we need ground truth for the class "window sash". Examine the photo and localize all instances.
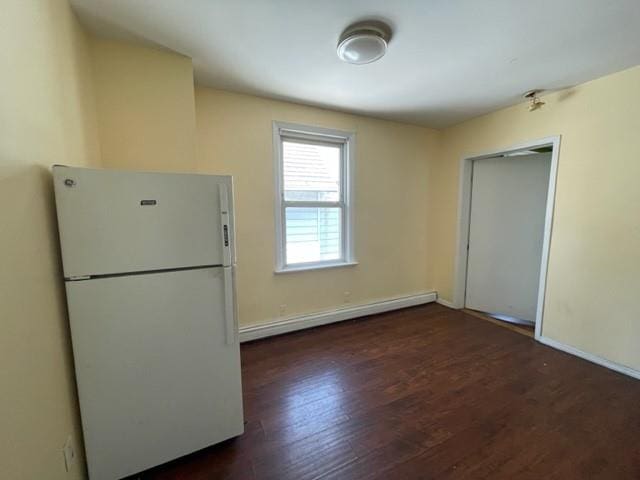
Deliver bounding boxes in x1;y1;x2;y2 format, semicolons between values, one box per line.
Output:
275;122;353;270
283;206;344;266
282;140;344;205
282;200;343;208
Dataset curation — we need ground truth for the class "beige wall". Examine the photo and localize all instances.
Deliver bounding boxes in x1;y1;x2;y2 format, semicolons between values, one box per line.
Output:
90;39;198;172
0;1;101;479
195;88;439;327
432;66;640;371
88;38;439;328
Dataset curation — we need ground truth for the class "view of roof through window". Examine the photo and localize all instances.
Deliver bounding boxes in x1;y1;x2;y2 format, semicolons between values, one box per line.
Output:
283;141;340;201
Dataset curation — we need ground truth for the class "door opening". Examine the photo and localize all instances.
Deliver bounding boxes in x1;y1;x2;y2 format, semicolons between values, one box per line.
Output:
452;137;560;339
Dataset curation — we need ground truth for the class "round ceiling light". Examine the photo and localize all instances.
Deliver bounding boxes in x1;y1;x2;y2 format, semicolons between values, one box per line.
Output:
337;21;391;65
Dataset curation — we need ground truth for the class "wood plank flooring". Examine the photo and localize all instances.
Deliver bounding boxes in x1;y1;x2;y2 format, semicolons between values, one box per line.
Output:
462;308;534;337
139;303;640;479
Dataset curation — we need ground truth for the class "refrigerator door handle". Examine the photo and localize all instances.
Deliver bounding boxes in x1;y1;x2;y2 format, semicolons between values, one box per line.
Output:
223;267;236;345
219;184;232;267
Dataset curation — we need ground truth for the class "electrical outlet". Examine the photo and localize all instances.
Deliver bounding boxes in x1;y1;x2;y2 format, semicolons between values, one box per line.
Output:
63;436;75;472
344;291;351;303
279;304;287;316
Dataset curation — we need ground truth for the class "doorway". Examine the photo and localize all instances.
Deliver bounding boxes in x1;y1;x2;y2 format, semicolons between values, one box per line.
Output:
452;137;560;339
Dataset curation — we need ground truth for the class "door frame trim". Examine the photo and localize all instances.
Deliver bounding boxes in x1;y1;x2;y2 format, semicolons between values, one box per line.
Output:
452;135;561;340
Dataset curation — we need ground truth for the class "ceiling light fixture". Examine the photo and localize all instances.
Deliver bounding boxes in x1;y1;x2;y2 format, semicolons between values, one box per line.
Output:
524;90;546;111
337;21;391;65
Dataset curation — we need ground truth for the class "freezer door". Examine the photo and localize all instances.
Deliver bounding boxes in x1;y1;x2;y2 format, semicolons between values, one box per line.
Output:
65;267;243;480
53;166;233;277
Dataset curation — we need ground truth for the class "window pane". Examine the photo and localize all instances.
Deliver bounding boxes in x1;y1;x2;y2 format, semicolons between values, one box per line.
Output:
283;140;340;202
285;207;342;264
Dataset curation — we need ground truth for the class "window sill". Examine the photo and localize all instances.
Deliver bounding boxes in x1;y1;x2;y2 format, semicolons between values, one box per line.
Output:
274;261;358;274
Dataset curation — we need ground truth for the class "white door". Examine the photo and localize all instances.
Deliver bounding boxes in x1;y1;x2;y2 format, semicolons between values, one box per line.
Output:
465;153;551;323
65;267;243;480
52;166;233;277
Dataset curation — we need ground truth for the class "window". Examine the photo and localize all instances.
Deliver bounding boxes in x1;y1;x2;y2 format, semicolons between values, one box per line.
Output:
274;122;355;272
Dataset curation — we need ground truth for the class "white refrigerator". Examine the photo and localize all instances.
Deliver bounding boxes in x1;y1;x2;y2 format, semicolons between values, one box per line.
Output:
52;166;244;480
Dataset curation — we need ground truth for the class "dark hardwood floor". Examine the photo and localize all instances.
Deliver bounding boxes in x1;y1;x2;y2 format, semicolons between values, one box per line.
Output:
141;303;640;479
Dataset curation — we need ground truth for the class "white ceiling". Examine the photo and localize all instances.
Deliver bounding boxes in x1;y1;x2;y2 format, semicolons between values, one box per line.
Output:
71;0;640;128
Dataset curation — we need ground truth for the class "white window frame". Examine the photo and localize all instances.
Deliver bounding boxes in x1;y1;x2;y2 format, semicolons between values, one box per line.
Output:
273;121;356;273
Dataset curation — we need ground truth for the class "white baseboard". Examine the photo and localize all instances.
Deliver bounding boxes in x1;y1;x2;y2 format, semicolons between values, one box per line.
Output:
436;297;457;309
538;335;640;380
239;292;437;342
